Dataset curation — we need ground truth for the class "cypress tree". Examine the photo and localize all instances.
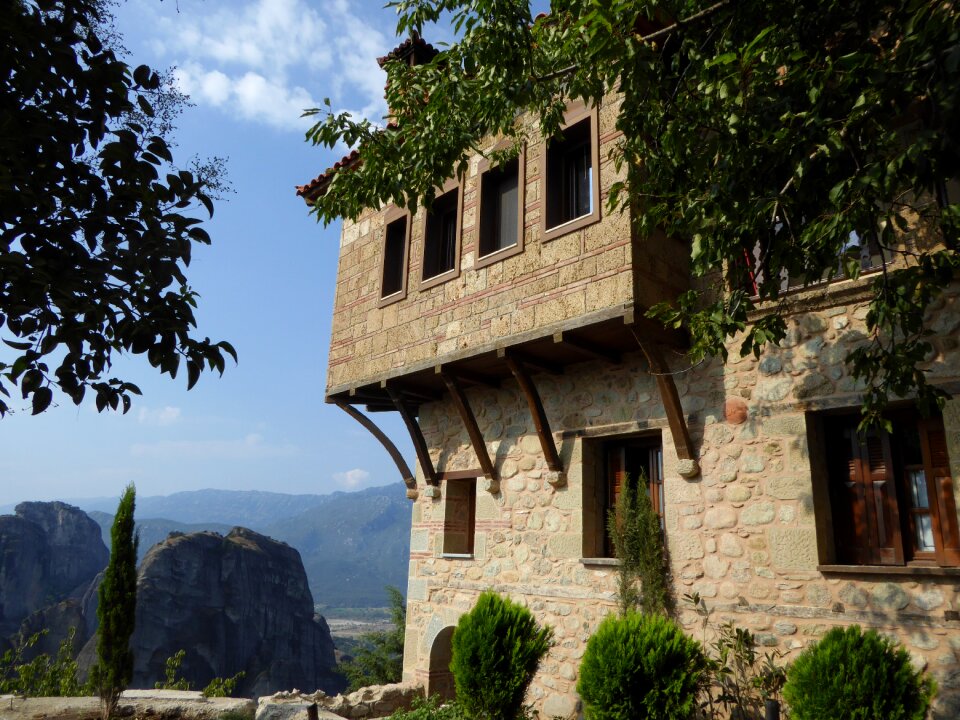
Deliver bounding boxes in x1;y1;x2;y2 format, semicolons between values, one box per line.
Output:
93;484;138;720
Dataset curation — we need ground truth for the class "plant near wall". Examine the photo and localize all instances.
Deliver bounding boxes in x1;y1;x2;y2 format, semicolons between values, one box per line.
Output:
0;628;87;697
449;591;553;720
201;672;246;698
154;650;191;691
783;625;936;720
607;471;670;616
577;612;706;720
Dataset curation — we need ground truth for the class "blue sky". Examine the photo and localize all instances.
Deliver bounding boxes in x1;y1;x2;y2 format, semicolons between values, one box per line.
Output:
2;0;458;506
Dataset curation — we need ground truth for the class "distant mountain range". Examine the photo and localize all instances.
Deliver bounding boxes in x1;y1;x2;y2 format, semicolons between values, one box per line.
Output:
49;484;411;608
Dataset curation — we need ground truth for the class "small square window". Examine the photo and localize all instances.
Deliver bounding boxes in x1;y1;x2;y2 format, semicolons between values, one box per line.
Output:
380;213;409;301
443;477;476;556
542;107;600;242
422;187;460;281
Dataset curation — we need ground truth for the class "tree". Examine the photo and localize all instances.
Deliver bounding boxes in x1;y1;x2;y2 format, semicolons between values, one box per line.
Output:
92;484;138;720
337;586;406;691
305;0;960;426
1;0;236;417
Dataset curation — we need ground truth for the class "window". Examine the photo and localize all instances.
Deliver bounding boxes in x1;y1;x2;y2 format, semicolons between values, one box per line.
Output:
421;183;461;285
583;435;663;558
740;230;884;295
541;105;600;242
477;160;526;264
812;407;960;567
379;210;410;304
442;477;476;556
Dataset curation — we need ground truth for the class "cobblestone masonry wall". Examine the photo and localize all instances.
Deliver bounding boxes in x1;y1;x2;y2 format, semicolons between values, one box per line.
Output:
326;97;688;393
401;284;960;719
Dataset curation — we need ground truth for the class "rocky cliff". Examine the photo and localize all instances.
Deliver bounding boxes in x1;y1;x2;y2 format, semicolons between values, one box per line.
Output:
129;527;343;697
0;502;107;638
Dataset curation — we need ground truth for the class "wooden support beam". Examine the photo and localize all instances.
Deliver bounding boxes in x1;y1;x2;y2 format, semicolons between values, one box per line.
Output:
439;371;497;481
631;331;698;475
553;330;621;364
365;404;395;413
333;400;416;490
435;364;500;388
496;346;562;375
386;387;439;485
504;353;563;472
348;388;390;403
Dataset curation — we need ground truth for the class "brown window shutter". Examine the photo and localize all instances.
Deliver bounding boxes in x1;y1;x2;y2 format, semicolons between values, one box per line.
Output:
831;426;873;564
919;419;960;566
861;430;904;565
605;446;626;558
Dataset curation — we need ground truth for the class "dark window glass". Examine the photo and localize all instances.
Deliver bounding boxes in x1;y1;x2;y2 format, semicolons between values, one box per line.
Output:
443;477;476;555
381;216;407;298
546;118;593;229
423;189;458;280
479;159;519;257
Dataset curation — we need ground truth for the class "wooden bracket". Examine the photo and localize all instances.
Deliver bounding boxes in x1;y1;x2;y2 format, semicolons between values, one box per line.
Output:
385;387;439;486
334;400;417;491
504;351;563;473
439;370;497;482
631;332;699;477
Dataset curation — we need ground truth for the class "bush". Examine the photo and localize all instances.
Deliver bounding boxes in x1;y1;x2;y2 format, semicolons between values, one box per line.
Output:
783;625;935;720
387;695;465;720
577;613;706;720
338;586;406;690
0;628;87;697
450;592;553;720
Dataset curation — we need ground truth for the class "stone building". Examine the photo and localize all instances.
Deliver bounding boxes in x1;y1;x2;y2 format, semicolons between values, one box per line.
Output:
299;36;960;719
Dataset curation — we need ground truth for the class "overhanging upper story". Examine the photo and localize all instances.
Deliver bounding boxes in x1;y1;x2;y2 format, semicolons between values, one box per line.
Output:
303;94;691;411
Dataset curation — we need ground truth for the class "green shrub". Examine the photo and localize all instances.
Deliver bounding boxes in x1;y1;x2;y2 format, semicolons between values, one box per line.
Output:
0;627;87;697
783;625;935;720
449;591;553;720
607;471;670;616
577;612;706;720
202;671;245;698
338;586;406;690
387;695;465;720
155;649;191;690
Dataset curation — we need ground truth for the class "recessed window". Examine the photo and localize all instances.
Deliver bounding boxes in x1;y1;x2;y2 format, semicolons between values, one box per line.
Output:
810;407;959;567
422;187;460;281
380;213;409;301
479;159;520;257
542;106;600;242
443;477;476;556
583;435;663;558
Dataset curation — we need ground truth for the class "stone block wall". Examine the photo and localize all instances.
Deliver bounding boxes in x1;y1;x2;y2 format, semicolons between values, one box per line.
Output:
400;281;960;719
326;96;688;394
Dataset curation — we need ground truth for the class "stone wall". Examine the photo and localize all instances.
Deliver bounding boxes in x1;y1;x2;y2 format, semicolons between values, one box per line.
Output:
325;96;689;394
400;281;960;719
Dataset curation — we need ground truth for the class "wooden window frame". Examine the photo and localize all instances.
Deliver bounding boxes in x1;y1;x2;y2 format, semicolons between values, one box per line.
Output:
474;142;526;269
540;103;601;244
377;206;411;308
441;475;476;557
808;406;960;569
582;433;663;559
419;178;463;290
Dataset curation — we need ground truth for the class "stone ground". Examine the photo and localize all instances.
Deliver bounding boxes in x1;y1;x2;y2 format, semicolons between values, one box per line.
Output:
0;690;255;720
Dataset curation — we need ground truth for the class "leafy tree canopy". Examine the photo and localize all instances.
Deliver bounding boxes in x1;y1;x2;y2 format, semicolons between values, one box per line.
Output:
1;0;236;417
306;0;960;426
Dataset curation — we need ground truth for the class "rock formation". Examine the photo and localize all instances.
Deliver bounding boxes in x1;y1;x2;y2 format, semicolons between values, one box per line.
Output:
0;502;108;638
129;527;343;697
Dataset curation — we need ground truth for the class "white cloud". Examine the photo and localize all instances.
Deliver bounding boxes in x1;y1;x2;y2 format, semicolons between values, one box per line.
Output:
136;406;182;427
130;432;298;460
333;467;370;489
153;0;390;132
